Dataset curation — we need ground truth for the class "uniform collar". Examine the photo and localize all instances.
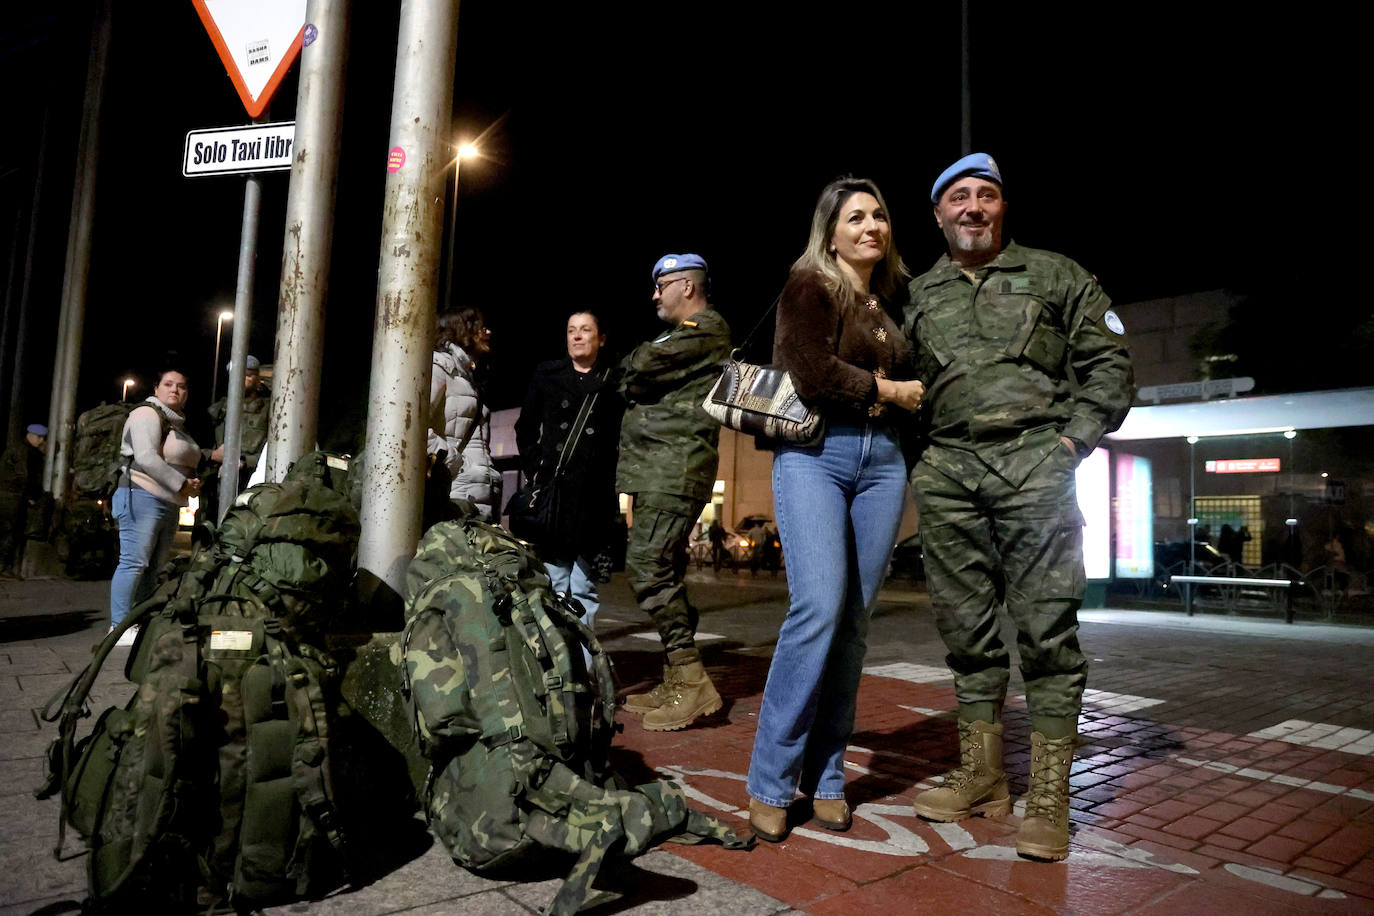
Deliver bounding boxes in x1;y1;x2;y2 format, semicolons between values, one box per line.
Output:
923;241;1027;286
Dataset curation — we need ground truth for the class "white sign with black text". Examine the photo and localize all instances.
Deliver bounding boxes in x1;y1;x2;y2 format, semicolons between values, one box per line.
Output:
183;122;296;177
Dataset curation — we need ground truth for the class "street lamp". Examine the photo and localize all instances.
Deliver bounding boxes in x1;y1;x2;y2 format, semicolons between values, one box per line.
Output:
121;377;134;402
442;141;481;310
211;310;233;405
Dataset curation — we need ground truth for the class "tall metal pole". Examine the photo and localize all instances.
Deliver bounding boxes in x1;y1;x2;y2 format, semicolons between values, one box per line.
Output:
0;202;23;444
265;0;350;482
960;0;972;155
441;153;460;310
218;172;262;520
358;0;459;602
45;0;111;499
211;312;230;406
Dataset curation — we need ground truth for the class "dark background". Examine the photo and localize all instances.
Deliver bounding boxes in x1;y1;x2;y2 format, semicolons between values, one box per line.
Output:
0;3;1360;449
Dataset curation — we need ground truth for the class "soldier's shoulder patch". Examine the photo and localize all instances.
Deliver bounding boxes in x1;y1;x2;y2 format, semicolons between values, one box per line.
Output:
1103;309;1125;335
681;319;699;328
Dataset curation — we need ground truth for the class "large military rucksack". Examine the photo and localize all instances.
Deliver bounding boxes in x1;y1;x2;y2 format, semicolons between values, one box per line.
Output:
37;452;364;911
401;518;751;916
71;402;137;498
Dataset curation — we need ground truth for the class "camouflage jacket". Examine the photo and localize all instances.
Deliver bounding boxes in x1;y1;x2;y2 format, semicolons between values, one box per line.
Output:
209;388;271;471
616;308;731;500
904;242;1134;488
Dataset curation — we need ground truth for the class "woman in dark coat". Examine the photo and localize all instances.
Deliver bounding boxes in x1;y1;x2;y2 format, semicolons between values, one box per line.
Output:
513;310;624;660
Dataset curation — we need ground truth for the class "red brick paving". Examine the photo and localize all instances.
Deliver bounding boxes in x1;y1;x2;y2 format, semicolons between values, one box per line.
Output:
612;651;1374;913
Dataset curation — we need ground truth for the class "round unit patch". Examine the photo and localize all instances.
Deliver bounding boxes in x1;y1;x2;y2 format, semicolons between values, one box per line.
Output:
662;257;678;269
1103;309;1125;335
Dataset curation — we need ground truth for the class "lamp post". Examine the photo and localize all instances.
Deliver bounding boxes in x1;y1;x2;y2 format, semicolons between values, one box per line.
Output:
442;141;480;310
121;377;133;402
211;310;233;405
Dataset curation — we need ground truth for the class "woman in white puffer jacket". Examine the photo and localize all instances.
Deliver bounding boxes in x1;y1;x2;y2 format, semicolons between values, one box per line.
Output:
428;308;501;519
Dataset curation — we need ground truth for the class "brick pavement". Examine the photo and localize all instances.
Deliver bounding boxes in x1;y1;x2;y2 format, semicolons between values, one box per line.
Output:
3;572;1373;914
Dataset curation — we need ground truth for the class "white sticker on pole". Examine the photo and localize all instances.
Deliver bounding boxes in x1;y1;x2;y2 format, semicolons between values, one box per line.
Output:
191;0;307;118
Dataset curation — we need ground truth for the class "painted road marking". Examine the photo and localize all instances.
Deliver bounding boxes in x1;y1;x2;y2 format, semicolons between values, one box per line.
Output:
1248;720;1374;756
1081;688;1165;714
631;631;725;643
864;662;953;683
658;764;1198;870
869;663;1164;718
1223;864;1346;899
1174;756;1374;802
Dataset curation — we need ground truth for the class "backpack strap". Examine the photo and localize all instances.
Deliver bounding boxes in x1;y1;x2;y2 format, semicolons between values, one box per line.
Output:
280;646;351;887
33;599;161;858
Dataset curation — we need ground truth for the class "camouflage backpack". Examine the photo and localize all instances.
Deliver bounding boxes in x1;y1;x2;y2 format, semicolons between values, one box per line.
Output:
37;452;365;911
71;402;137;498
401;518;751;916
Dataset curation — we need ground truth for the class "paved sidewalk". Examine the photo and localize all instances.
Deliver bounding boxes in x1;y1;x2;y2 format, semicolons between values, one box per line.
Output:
3;572;1373;914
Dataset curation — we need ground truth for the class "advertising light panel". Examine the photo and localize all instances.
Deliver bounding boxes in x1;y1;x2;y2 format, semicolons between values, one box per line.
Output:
1114;452;1153;578
1077;448;1111;580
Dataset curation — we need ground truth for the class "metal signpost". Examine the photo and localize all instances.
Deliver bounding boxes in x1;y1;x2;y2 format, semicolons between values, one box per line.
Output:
191;0;307;519
264;0;349;487
358;0;460;606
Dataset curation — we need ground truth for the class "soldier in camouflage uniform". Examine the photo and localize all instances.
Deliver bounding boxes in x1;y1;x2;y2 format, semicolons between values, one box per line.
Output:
617;253;732;731
904;155;1133;861
203;356;270;518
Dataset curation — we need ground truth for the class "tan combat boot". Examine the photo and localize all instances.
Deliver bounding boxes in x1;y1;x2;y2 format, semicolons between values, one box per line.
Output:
1016;731;1076;861
912;720;1011;821
642;648;722;731
623;664;675;715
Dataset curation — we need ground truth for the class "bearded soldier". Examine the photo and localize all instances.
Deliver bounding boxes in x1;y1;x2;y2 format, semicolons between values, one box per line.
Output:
905;154;1133;861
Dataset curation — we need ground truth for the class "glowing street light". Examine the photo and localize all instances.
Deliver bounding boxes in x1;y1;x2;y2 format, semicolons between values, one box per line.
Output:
211;310;233;405
121;377;134;402
443;140;481;310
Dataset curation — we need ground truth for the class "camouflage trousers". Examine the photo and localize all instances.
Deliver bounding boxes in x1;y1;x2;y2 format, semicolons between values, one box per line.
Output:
911;445;1087;722
624;492;703;655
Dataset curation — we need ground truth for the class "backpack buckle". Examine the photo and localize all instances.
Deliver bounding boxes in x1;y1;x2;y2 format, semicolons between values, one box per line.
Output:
545;674;563;690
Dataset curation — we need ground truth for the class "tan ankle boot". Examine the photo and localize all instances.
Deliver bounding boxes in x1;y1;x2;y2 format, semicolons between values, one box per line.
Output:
812;798;851;831
1016;731;1076;861
912;720;1010;822
623;664;675;715
642;648;722;731
748;798;788;843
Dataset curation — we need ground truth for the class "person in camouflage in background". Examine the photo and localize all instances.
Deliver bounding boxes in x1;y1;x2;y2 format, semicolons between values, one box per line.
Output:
617;253;731;731
208;355;270;476
904;154;1133;861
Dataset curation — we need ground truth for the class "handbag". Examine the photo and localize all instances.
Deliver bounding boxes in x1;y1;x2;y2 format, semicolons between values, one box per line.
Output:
507;383;601;545
701;296;824;445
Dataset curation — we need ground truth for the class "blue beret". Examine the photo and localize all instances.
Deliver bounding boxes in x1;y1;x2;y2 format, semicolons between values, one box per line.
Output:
227;354;261;372
651;253;708;283
931;153;1003;204
27;424;47;436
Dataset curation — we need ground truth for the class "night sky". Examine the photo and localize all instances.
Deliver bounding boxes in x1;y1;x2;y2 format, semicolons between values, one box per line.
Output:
0;4;1353;450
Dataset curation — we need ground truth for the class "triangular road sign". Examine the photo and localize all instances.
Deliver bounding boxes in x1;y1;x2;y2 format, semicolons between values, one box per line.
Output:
191;0;308;118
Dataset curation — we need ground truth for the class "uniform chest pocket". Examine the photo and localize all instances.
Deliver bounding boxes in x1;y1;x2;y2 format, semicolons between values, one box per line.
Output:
1022;322;1068;373
1000;294;1067;373
914;313;954;378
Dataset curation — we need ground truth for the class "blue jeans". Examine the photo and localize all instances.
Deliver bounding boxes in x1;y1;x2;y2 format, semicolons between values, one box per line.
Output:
110;485;180;627
546;554;599;668
747;421;907;807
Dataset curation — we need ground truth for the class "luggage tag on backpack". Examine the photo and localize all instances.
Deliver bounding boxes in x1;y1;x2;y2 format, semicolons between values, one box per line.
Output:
202;614;265;660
